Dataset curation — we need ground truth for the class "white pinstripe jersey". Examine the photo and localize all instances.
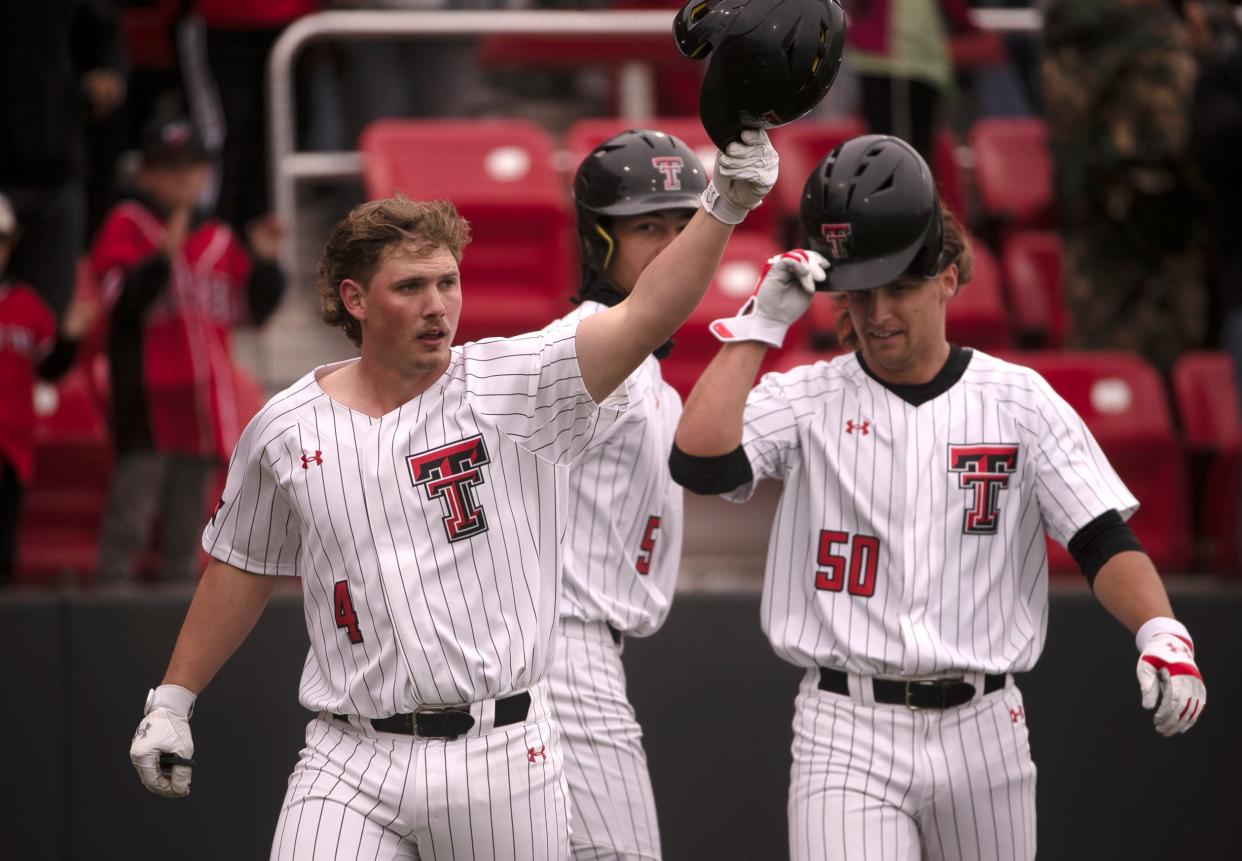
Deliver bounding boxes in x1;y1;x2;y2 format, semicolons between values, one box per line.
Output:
726;347;1138;677
202;321;626;717
552;302;684;637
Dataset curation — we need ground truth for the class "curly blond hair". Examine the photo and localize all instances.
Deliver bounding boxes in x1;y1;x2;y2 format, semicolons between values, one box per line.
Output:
316;196;472;346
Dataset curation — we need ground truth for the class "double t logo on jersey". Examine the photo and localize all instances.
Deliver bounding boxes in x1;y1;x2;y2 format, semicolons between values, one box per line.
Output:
407;435;491;542
948;445;1020;535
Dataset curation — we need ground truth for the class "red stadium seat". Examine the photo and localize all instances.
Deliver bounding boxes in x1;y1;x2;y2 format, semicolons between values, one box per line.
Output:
767;117;867;242
969;118;1054;229
661;233;789;399
1004;351;1192;575
1171;352;1241;575
947;240;1010;351
359;119;574;343
1001;230;1066;348
932;128;968;220
17;366;112;584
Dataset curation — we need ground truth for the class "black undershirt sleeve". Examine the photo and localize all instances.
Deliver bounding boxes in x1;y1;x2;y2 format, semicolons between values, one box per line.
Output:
668;443;754;496
1067;509;1145;587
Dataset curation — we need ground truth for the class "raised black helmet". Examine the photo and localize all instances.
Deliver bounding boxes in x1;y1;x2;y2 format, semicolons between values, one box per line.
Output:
674;0;847;151
801;134;946;292
572;129;707;280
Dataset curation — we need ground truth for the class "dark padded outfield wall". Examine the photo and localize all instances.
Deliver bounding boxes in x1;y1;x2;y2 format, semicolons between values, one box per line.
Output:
2;587;1236;859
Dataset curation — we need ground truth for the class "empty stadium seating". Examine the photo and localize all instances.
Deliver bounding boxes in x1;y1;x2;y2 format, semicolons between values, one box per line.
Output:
1171;352;1241;575
946;240;1011;351
360;118;574;343
17;366;111;584
970;117;1054;229
1001;230;1066;348
1005;351;1192;575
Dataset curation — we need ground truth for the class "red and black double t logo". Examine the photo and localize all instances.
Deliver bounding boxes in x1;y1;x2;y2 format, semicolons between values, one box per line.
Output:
948;444;1020;535
407;435;491;542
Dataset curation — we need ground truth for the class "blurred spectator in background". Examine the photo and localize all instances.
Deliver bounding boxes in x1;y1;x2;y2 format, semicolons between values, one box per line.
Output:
1188;0;1242;399
85;0;193;237
0;0;126;320
0;194;98;586
91;117;286;585
845;0;976;163
1042;0;1207;377
180;0;321;236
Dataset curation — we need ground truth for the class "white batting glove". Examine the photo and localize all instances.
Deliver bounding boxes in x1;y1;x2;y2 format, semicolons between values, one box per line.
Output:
709;250;827;347
1135;618;1206;737
130;684;197;798
701;129;778;225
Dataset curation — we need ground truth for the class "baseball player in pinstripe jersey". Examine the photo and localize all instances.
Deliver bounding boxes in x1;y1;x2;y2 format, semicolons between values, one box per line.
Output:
670;136;1207;861
542;130;705;860
127;128;779;860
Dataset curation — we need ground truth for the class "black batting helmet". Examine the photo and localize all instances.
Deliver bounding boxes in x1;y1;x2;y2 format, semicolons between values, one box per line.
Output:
801;134;946;292
572;129;707;280
674;0;847;151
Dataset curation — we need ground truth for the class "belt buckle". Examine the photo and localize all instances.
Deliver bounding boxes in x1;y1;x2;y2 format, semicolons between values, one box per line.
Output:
412;705;459;737
903;676;964;710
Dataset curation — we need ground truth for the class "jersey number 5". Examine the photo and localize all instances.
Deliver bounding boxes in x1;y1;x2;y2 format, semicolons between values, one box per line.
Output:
334;581;365;644
815;530;880;597
635;515;661;575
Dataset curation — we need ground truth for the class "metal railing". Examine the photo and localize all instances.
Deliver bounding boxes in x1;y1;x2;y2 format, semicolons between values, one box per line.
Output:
268;8;1044;274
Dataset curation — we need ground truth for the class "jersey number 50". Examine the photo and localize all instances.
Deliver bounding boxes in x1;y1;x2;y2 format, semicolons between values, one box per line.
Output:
815;530;880;597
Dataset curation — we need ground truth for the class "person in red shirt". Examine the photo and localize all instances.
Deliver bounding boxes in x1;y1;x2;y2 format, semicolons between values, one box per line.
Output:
0;193;97;585
92;117;285;584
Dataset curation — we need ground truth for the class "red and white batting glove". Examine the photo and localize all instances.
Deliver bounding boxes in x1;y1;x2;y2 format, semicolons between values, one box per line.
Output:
701;129;779;225
1135;617;1205;736
709;250;827;348
130;684;197;797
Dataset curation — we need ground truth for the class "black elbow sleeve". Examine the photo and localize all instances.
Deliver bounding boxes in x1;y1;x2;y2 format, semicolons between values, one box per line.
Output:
1067;510;1145;587
668;443;754;495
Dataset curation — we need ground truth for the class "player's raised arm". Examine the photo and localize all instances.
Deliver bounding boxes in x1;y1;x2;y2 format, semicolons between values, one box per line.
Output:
575;130;776;403
673;251;827;461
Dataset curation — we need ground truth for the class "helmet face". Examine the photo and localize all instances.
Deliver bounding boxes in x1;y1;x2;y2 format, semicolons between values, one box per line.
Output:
800;134;945;293
573;129;707;277
675;0;847;150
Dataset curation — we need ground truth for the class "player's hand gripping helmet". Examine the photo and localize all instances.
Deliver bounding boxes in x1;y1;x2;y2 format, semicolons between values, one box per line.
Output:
674;0;847;151
573;129;708;281
800;134;946;292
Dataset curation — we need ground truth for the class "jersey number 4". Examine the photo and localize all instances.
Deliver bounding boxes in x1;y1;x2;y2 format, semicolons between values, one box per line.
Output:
334;581;365;644
815;530;880;597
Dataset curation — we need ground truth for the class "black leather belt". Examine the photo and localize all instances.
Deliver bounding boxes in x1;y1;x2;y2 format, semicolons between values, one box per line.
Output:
819;668;1006;709
335;690;531;739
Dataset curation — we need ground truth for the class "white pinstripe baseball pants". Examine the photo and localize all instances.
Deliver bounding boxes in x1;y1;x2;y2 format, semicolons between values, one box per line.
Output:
547;619;662;861
270;683;570;860
788;669;1037;861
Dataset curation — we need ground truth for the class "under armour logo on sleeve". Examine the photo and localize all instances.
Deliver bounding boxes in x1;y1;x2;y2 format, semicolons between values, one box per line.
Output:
527;745;547;763
301;451;324;469
845;419;870;435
